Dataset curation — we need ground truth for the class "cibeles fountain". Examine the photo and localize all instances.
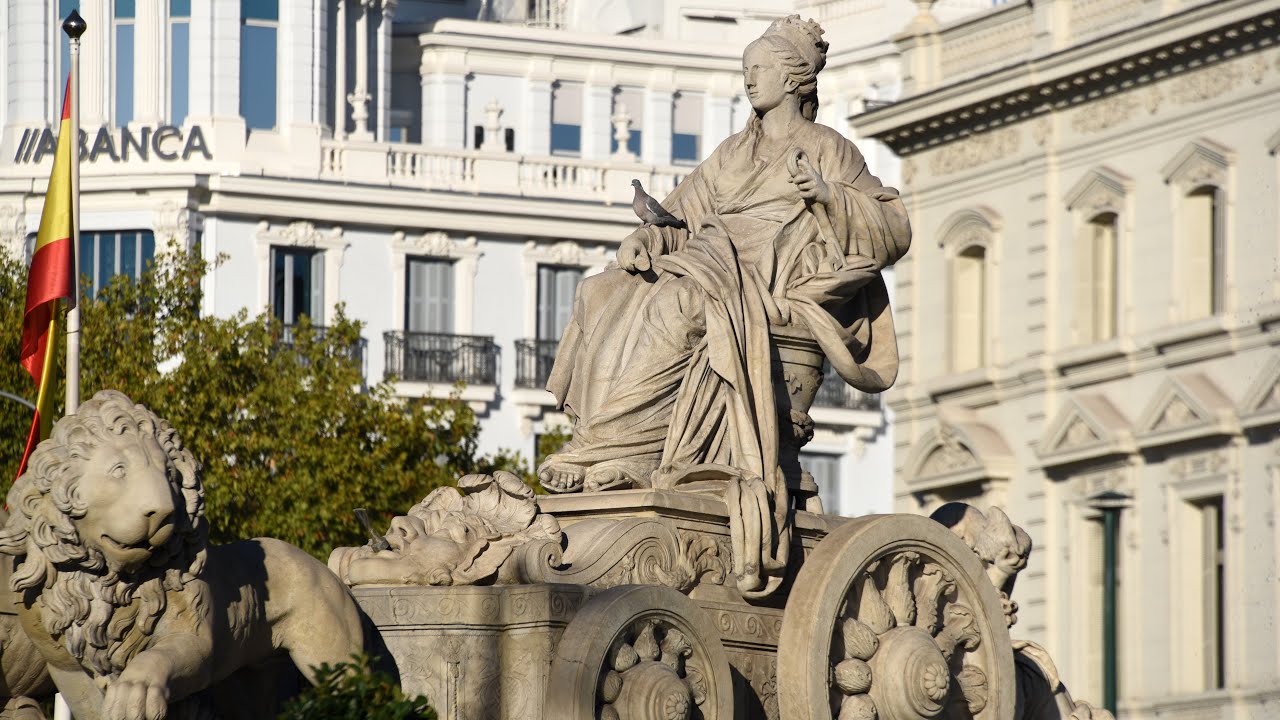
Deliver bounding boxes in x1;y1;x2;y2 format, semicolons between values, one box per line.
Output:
0;15;1112;720
327;15;1113;720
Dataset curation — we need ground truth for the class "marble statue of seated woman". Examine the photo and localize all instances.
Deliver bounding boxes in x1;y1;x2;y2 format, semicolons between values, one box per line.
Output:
535;15;912;594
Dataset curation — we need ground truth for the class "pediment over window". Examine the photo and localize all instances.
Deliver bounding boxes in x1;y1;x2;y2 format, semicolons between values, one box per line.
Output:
1135;373;1238;448
1161;138;1233;189
1240;354;1280;429
936;206;1001;252
1037;394;1134;468
1065;166;1130;215
905;417;1015;493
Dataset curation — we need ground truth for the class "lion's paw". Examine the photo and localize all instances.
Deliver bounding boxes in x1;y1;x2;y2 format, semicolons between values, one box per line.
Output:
104;675;170;720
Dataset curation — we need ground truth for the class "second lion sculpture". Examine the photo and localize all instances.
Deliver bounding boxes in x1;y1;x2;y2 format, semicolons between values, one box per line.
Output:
0;390;365;720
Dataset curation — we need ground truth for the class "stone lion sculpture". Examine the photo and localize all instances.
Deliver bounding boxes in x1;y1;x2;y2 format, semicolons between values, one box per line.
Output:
0;390;365;720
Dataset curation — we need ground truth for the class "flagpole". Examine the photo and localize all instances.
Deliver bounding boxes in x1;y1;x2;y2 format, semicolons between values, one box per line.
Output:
63;11;85;416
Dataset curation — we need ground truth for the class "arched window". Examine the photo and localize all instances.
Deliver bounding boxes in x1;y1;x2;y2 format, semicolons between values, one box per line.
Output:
1184;186;1225;318
951;244;986;373
1077;212;1118;343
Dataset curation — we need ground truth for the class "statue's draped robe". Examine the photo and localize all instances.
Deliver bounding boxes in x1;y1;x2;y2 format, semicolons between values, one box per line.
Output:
545;120;911;594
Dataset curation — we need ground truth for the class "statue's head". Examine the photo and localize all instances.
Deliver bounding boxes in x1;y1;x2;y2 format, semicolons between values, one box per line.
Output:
0;389;207;581
743;15;828;120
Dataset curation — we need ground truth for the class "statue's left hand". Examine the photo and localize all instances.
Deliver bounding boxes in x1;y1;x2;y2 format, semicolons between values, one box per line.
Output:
104;660;171;720
789;151;831;205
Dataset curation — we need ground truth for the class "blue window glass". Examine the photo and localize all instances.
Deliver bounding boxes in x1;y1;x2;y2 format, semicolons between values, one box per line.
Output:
78;235;94;288
115;22;135;126
114;0;135;17
79;231;156;295
240;23;278;130
170;21;190;124
170;0;191;16
241;0;279;21
551;123;581;156
672;133;699;164
97;233;116;291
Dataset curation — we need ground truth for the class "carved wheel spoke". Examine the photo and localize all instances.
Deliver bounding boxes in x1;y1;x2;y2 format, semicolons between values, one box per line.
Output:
778;515;1014;720
545;585;733;720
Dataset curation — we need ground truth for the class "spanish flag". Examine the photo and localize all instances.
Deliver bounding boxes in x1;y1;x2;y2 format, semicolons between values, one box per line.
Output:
16;79;75;479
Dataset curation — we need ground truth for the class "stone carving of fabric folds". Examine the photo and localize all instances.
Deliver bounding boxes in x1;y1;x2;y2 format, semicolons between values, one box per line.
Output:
543;115;911;597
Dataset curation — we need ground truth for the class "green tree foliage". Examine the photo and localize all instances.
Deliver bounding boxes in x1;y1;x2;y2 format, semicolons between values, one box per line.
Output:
0;245;516;558
278;655;436;720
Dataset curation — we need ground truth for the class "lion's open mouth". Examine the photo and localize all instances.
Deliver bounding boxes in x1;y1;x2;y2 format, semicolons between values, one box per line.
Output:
101;523;174;553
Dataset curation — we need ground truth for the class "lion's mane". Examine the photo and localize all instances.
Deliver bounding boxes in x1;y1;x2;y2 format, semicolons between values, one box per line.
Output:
0;390;208;679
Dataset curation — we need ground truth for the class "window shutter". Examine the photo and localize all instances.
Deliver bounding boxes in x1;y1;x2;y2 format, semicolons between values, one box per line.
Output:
554;268;581;340
408;258;454;333
310;251;325;322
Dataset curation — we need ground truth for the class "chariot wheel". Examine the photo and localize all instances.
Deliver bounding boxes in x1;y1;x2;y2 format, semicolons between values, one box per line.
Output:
545;585;734;720
777;514;1015;720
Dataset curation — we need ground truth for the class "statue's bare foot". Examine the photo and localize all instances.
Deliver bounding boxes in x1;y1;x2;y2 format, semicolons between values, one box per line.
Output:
584;464;635;492
538;462;585;494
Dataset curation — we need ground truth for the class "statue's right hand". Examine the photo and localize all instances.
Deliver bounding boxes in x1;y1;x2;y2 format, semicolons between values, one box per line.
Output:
618;231;652;273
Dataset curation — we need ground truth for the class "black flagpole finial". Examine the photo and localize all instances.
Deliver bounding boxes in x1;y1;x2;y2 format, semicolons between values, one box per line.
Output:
62;10;87;40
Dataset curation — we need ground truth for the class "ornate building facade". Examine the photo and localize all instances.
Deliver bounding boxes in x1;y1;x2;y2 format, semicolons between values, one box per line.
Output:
858;0;1280;716
0;0;995;516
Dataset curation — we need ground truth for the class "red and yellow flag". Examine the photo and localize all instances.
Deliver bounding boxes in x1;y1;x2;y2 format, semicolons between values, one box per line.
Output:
16;79;75;479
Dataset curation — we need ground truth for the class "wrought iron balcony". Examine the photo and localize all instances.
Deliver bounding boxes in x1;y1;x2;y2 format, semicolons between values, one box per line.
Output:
279;323;368;378
383;331;499;385
515;338;560;389
813;365;882;412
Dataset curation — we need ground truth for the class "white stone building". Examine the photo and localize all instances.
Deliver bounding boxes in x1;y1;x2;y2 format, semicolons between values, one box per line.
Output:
857;0;1280;716
0;0;995;516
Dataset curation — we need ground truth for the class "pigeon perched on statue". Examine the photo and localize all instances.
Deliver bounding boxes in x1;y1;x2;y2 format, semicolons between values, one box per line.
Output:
631;179;687;229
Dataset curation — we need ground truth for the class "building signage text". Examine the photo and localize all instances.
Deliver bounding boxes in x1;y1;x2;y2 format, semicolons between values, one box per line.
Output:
12;125;212;164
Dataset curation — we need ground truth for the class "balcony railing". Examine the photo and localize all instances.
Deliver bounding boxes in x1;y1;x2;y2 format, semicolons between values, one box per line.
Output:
515;338;559;389
279;323;368;378
384;331;499;385
814;365;882;412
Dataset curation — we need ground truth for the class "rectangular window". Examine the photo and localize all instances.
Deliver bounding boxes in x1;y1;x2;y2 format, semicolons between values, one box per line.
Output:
537;265;583;341
270;247;323;325
613;88;644;157
406;258;455;334
114;0;136;127
240;0;279;130
1196;496;1226;689
672;92;703;165
551;81;582;156
77;230;156;296
169;0;191;125
801;453;841;515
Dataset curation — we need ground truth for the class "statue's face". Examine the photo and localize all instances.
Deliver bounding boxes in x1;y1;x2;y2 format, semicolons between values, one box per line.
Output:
77;432;179;571
743;42;791;113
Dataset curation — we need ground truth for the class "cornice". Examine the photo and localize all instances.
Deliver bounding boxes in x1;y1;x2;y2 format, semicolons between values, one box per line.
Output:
854;0;1280;155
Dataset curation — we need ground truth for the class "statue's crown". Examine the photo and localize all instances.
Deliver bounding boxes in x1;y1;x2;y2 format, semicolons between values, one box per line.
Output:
763;15;829;72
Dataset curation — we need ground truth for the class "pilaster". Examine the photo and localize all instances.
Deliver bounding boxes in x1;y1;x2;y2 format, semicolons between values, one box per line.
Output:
375;0;394;141
133;0;163;126
580;76;613;160
642;83;673;166
421;48;468;149
701;86;733;159
522;60;553;156
7;0;49;128
79;0;110;127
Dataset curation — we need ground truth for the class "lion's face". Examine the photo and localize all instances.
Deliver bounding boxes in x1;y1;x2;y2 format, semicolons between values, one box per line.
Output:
75;430;181;573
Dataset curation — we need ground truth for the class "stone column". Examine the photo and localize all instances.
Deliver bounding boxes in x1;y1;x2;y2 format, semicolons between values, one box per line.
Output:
334;0;346;137
132;0;163;126
185;0;244;164
375;0;395;141
78;0;109;127
522;62;553;156
421;48;467;148
348;0;372;140
579;68;613;160
701;83;734;156
641;83;673;166
6;0;50;128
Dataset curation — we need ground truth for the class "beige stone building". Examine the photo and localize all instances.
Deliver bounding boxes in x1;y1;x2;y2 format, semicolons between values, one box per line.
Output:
855;0;1280;717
